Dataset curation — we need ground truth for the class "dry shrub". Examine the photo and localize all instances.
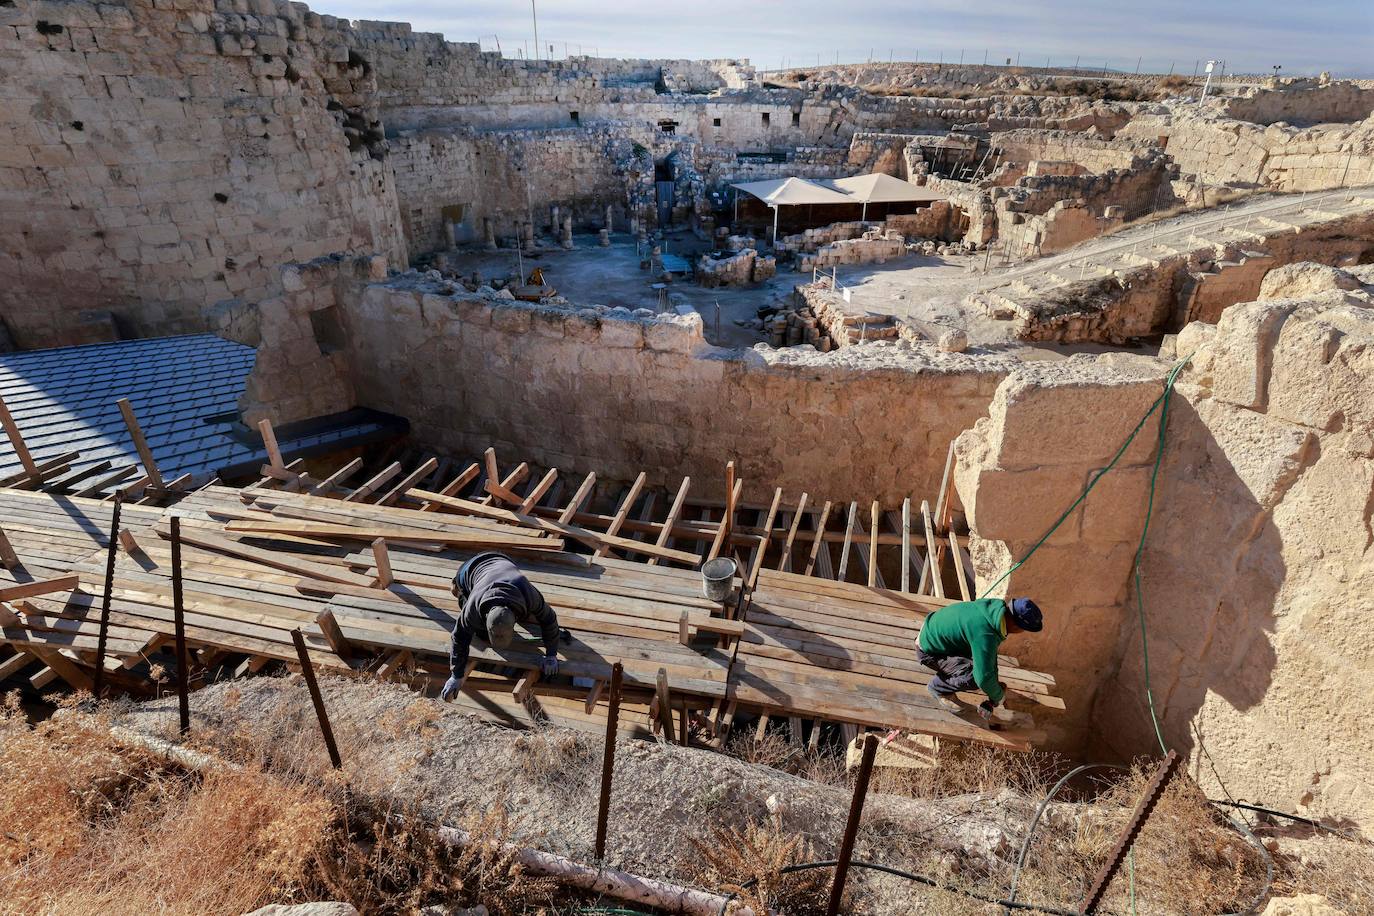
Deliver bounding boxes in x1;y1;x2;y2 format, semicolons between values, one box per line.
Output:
1269;829;1374;913
726;730;847;786
868;743;1058;801
690;822;835;915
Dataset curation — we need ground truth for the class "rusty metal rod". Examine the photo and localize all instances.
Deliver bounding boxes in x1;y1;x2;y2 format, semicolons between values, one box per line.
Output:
91;491;122;699
594;662;624;861
827;732;878;916
291;628;342;769
170;516;190;734
1078;749;1180;914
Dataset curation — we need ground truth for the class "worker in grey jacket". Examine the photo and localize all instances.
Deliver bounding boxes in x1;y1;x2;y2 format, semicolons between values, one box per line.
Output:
439;552;562;701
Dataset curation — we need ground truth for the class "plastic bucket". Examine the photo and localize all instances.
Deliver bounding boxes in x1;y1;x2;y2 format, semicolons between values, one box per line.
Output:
700;557;738;603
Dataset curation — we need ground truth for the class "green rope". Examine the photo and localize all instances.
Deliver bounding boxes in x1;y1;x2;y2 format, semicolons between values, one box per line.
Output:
977;356;1192;756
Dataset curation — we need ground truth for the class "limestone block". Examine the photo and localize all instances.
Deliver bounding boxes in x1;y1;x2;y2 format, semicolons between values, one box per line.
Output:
598;317;644;349
1258;262;1361;300
1209;299;1298;411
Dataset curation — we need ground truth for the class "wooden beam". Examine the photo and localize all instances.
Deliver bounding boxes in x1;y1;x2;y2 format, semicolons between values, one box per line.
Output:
343;462;402;503
72;465;138;499
0;575;80;602
116;398;164;488
707;471;742;562
163;526;373;587
837;501;858;582
678;610;690;646
483;463;530;505
649;477;691;566
921;500;944;599
868;500;881;588
371;537;393;587
517;467;560;514
804;500;833;577
0;525;18;570
258;418;285;470
655;668;676;743
310;458;364;496
901;499;912;593
480;447;500;504
377;457;440;506
117;528;140;554
0;394;37;476
950;530;971;600
557;472;598;524
934;441;956;532
316;609;354;660
595;472;646;559
584;678;604;715
748;487;783;585
422;461;481;510
777;492;809;573
223;520;557;551
0;650;35;680
29;647;93;691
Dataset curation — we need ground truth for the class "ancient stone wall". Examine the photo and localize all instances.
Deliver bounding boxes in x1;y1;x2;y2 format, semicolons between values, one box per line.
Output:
389;126;651;254
0;0;408;349
1222;81;1374;126
317;276;1010;503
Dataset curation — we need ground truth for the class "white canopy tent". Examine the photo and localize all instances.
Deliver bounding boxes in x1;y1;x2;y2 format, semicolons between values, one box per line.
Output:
731;174;947;241
730;177;855;243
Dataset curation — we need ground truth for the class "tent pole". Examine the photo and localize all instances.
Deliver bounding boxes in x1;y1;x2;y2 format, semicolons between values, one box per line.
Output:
772;205;779;245
862;201;868;222
733;190;738;226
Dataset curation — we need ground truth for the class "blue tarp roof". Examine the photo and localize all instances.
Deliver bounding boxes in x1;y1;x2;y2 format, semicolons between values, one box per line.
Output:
0;334;397;483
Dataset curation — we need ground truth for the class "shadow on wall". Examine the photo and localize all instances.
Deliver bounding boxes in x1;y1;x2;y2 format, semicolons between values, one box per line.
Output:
1093;394;1288;762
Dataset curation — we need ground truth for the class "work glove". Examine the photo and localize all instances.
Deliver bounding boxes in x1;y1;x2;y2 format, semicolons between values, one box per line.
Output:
978;700;997;721
540;654;560;677
439;676;461;702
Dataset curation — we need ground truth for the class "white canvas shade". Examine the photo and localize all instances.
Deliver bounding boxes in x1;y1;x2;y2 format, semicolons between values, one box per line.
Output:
731;174;947;238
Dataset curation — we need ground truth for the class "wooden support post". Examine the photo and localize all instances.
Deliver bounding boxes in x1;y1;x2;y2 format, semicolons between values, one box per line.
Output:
755;713;770;742
513;669;539;703
837;501;858;582
934;440;956;532
371;537;393;587
0;394;37;477
594;662;624;861
116;398;164;488
0;525;19;570
421;461;480;510
867;500;880;587
804;501;833;577
901;498;912;592
748;487;783;585
310;457;364;496
777;492;808;573
678;610;691;646
92;492;122;699
170;516;190;734
558;471;598;524
316;608;354;660
594;471;646;558
377;456;440;506
291;628;342;769
655;668;676;743
1077;751;1180;914
117;528;139;555
343;462;402;503
826;733;878;916
950;530;971;600
920;500;944;598
649;477;691;566
679;700;690;748
257;418;285;470
584;679;604;715
481;447;500;503
707;462;739;561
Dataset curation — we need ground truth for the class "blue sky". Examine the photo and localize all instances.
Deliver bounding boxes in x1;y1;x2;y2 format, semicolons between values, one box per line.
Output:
322;0;1373;78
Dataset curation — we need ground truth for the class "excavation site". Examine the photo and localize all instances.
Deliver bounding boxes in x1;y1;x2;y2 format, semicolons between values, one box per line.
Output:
1;1;1373;912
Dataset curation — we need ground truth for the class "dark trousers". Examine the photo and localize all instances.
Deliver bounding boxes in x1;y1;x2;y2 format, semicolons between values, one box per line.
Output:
918;648;975;697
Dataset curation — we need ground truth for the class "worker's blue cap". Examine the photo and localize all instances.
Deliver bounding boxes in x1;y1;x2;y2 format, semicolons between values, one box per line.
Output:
1010;598;1043;632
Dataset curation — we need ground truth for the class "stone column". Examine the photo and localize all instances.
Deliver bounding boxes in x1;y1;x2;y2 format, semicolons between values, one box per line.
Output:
550;205;560;236
605;204;614;233
561;214;574;249
483;217;497;251
598;228;611;247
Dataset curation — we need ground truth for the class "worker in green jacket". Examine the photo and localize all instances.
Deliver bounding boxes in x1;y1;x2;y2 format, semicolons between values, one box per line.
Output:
917;597;1042;721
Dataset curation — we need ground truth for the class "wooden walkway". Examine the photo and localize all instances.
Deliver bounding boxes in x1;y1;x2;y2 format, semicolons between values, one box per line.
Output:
0;436;1060;752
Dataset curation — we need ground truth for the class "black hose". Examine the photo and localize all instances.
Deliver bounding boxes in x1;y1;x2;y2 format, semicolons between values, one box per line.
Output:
1209;799;1369;844
1006;762;1127;905
1215;808;1274;916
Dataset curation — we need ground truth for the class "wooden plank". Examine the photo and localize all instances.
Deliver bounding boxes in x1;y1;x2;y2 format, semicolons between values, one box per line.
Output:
0;395;38;476
372;537;393;587
409;488;700;565
921;500;944;599
162;526;374;588
421;462;481;511
867;500;880;587
803;501;833;578
483;464;530;504
0;575;80;602
480;448;500;504
46;460;114;493
343;462;402;503
0;526;18;570
649;477;691;566
707;473;742;562
933;440;956;531
594;472;646;559
68;464;137;500
315;608;353;660
655;668;677;743
258;418;285;470
950;533;972;601
0;650;35;680
377;457;440;506
837;502;858;582
310;458;364;496
777;492;808;573
557;472;597;524
223;521;558;551
746;488;782;586
116;398;164;489
28;646;93;691
517;467;559;514
901;499;911;593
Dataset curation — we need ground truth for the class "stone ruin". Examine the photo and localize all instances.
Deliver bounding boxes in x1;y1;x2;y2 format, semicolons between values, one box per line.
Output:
3;0;1374;844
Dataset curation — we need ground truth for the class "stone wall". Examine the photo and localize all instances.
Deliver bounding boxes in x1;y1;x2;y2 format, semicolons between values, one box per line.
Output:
320;276;1011;504
953;271;1374;826
0;0;408;349
1222;81;1374;126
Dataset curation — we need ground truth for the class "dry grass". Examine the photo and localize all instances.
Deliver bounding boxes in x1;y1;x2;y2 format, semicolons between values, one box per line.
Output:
690;822;836;915
0;692;574;915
